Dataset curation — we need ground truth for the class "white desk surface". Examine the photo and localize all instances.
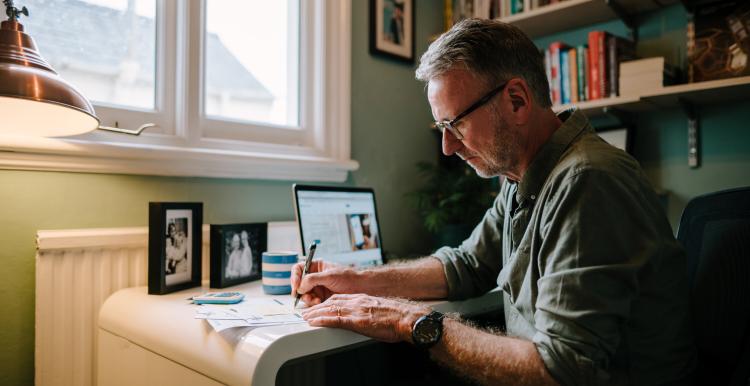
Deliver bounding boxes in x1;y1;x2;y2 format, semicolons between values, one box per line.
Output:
99;281;502;386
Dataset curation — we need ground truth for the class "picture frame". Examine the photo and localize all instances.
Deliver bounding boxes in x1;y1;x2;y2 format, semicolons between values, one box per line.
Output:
148;202;203;295
369;0;415;63
210;222;267;289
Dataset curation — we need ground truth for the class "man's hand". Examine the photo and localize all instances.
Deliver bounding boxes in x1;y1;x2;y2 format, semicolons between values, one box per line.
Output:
291;261;361;306
300;294;431;343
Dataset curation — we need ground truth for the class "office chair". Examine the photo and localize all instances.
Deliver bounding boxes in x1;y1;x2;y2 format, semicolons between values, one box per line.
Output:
677;187;750;386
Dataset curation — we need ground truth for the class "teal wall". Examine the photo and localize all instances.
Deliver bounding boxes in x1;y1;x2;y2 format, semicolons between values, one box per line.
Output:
0;3;443;385
1;2;748;385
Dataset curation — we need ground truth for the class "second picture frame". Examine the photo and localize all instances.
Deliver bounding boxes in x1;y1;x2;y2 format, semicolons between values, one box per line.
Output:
210;222;267;288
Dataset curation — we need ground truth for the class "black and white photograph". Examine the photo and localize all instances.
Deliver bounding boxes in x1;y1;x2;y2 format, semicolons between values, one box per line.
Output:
148;202;203;295
369;0;415;63
210;222;267;288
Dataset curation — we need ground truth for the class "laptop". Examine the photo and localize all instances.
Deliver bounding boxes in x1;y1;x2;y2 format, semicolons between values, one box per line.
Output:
293;184;385;267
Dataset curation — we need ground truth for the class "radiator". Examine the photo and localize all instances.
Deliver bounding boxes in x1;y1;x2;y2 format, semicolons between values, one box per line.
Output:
35;222;302;386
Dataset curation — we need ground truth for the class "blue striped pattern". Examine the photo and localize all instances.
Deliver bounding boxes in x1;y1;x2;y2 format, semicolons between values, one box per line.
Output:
261;253;298;264
262;270;291;278
263;284;292;295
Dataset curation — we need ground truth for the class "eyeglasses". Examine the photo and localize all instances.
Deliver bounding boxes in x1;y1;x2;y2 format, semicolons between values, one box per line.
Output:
433;81;508;140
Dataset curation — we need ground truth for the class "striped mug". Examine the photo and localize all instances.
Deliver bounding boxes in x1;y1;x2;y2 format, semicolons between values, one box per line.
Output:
261;251;298;295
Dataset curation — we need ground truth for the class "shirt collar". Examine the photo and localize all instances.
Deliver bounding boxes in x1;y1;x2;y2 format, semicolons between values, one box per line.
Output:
515;108;591;202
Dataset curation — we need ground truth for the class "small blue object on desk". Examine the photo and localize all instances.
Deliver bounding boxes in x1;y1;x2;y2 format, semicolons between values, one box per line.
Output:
192;292;245;304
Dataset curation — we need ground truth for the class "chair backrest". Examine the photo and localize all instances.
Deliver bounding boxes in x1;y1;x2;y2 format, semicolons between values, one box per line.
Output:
677;187;750;386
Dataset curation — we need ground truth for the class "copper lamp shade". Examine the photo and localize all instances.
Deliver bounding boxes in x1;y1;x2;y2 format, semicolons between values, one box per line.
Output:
0;17;99;137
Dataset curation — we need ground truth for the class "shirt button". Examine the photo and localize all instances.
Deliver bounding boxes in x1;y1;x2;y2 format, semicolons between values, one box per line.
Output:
530;195;536;200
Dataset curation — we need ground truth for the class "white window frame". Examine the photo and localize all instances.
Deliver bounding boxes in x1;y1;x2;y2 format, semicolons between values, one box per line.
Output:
0;0;357;182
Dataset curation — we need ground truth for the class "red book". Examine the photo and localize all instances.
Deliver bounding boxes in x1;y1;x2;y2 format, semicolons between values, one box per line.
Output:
587;31;601;100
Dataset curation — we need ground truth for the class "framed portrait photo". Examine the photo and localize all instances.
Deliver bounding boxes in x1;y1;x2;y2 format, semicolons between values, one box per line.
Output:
148;202;203;295
210;223;267;289
369;0;415;63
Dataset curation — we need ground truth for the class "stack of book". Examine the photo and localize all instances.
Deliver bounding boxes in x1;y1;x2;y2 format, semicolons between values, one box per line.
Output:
544;31;635;106
619;57;674;96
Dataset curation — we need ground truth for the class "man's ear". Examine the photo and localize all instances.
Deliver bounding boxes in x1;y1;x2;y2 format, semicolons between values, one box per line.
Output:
505;78;532;124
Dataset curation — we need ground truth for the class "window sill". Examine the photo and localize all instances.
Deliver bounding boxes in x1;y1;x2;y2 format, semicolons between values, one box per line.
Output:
0;134;359;182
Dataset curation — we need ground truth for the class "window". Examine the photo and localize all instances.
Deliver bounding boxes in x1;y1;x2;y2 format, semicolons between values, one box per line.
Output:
1;0;356;181
204;0;299;127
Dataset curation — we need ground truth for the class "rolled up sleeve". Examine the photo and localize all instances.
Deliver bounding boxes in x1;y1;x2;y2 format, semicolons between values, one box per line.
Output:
532;170;657;385
433;188;506;300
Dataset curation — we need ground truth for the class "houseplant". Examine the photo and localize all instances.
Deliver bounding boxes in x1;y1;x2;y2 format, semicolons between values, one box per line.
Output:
408;160;499;248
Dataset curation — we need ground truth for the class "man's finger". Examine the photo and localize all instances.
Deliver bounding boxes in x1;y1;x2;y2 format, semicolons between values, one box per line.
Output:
297;271;333;294
290;262;305;293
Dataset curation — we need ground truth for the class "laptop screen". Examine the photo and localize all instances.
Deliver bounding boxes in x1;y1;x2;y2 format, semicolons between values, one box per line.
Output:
294;185;384;268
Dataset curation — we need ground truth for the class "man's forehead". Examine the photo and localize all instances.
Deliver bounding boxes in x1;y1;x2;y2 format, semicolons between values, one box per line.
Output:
428;69;479;97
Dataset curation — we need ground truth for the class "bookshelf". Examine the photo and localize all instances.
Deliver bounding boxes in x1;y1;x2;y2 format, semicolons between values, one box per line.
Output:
553;76;750;117
500;0;679;38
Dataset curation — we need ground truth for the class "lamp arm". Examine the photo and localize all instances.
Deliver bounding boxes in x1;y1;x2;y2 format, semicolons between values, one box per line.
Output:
98;123;156;136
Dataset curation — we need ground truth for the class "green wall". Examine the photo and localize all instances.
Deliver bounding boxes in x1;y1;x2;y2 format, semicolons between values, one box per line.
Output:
0;3;442;385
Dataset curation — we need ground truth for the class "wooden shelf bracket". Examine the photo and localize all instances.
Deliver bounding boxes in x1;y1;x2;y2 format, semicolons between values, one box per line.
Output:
678;98;700;168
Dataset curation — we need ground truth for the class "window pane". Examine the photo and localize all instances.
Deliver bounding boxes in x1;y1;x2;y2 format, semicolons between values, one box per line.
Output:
204;0;299;127
21;0;157;110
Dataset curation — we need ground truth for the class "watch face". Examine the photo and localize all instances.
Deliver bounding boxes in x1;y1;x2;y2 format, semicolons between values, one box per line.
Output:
414;316;441;345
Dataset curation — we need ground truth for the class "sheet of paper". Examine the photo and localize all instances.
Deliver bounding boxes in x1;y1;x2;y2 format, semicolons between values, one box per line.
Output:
196;297;305;331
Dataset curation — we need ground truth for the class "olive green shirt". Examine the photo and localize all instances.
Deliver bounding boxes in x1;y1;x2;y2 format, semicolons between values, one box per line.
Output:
434;109;696;385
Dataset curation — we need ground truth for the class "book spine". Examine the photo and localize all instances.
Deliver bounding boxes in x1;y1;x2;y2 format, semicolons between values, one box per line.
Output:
545;48;553;102
577;45;587;102
561;49;570;105
549;42;562;105
588;31;600;100
569;47;578;103
608;35;617;97
524;0;531;13
599;31;609;98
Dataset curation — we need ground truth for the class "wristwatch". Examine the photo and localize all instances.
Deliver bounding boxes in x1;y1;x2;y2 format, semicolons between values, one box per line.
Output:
411;311;445;349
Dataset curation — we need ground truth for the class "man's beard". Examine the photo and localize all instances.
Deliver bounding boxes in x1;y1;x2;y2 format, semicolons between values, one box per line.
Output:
463;111;521;178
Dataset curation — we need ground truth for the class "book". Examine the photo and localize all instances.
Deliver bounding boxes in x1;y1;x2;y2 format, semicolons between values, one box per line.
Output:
561;49;570;104
607;34;636;97
688;1;750;82
597;31;609;99
569;47;578;103
577;45;588;102
587;31;602;100
549;42;570;105
545;48;553;102
620;57;665;76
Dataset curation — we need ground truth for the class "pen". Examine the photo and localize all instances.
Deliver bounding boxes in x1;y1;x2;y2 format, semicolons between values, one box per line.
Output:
293;242;317;309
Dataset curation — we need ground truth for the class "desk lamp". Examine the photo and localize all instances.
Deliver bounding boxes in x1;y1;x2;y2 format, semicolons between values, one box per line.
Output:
0;0;99;136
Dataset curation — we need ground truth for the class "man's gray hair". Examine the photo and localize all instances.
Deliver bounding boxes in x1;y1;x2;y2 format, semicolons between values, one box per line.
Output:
416;18;552;108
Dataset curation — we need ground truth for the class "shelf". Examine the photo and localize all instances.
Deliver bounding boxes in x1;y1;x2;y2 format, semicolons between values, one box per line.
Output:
500;0;678;38
553;76;750;117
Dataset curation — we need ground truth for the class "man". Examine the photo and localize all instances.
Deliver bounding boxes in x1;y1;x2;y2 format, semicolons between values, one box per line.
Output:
292;19;695;385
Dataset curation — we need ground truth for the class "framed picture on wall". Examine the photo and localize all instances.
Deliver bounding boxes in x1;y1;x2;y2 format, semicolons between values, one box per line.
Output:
209;222;267;288
369;0;415;63
148;202;203;295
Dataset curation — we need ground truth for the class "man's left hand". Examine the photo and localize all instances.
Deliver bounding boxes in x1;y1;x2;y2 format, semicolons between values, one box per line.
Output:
300;294;431;343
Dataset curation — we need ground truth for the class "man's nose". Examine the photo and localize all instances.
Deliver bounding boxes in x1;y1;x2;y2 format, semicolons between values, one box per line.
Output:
442;129;463;156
